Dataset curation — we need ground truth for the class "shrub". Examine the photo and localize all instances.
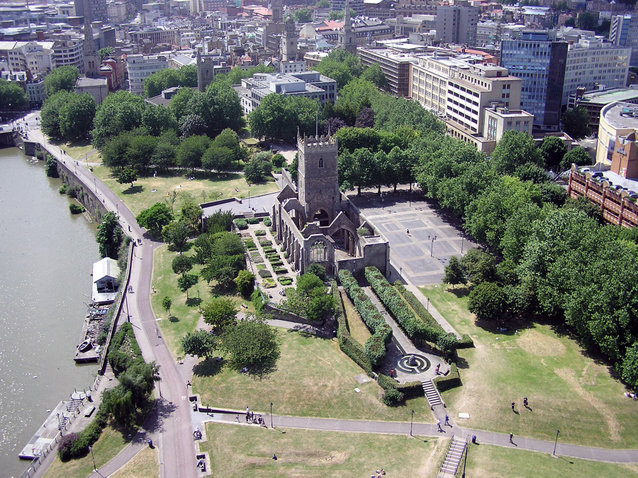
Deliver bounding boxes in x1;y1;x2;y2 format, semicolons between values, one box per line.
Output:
252;288;266;314
59;184;68;194
69;203;85;214
274;267;287;274
433;363;462;392
263;278;276;288
58;433;79;461
263;217;272;227
259;239;272;246
244;239;256;250
254;229;266;236
357;226;371;236
270;260;283;267
279;276;293;285
258;269;272;278
67;186;79;199
246;217;260;224
382;388;404;406
45;156;59;177
234;219;248;230
377;373;397;391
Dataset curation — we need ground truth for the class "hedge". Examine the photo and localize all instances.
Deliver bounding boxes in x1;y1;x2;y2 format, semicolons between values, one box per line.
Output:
258;269;272;278
433;363;462;392
246;217;260;224
279;277;293;285
333;281;373;376
244;239;256;250
234;219;248;230
263;217;272;227
338;270;391;368
254;229;266;236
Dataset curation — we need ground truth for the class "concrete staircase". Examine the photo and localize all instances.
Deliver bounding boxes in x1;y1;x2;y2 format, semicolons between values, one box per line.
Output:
439;436;466;477
422;379;443;408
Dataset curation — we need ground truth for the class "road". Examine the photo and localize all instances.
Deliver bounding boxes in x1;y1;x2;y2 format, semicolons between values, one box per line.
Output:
27;118;198;478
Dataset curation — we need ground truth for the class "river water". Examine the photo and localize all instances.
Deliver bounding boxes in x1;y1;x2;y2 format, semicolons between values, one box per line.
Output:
0;147;99;477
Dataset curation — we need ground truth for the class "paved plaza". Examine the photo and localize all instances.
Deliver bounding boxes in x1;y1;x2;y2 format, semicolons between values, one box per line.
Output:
349;190;477;287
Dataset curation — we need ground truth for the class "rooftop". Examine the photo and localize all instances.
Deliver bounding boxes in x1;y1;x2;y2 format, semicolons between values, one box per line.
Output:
578;88;638;105
602;102;638;130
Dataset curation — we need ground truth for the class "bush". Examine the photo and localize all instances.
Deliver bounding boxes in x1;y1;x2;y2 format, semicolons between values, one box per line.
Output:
382;388;404;406
45;156;59;177
258;269;272;278
274;267;287;274
433;363;462;392
252;288;266;314
69;203;85;214
458;334;474;349
263;278;276;288
263;217;272;227
58;433;79;461
377;373;397;391
279;276;293;285
246;217;260;224
254;229;266;236
357;226;371;236
59;184;68;194
244;239;256;250
234;219;248;230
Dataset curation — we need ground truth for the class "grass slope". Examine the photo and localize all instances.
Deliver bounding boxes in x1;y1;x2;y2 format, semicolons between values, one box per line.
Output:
421;284;638;448
110;446;158;478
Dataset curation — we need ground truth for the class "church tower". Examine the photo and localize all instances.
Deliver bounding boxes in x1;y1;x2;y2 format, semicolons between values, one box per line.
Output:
338;0;357;54
281;17;298;61
271;0;283;24
298;134;341;226
82;0;99;77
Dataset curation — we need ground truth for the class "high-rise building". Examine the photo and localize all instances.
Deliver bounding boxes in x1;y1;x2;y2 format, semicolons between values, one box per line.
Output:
435;5;478;46
74;0;107;22
500;31;567;130
281;17;298;62
609;14;638;67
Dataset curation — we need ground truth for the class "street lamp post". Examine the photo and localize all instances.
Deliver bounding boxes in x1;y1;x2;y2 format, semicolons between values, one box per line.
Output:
270;402;273;429
552;429;560;456
89;445;97;472
409;409;414;437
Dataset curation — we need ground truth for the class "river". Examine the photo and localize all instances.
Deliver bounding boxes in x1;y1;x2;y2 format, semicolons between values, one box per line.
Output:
0;147;99;478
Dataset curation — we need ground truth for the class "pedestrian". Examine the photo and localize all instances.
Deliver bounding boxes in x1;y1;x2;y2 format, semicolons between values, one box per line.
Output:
444;415;449;426
435;364;440;375
509;433;514;444
437;419;442;432
406;228;410;235
511;401;515;412
523;397;528;408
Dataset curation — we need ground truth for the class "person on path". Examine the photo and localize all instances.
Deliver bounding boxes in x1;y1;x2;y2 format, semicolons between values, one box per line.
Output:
509;433;514;444
511;401;515;412
437;419;442;432
444;415;450;426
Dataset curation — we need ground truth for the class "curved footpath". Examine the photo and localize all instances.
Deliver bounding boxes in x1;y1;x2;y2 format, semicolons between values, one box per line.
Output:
24;121;638;476
28;123;198;478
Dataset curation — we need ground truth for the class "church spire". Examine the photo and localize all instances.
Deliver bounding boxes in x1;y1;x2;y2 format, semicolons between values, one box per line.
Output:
339;0;356;54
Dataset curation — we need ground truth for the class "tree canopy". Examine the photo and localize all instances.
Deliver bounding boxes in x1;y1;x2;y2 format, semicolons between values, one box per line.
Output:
44;66;79;96
136;202;173;237
0;79;28;110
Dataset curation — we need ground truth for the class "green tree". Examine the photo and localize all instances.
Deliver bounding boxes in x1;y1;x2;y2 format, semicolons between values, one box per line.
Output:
126;135;156;172
179;113;207;138
101;132;132;169
177;272;199;297
58;92;96;141
202;296;238;332
202;145;233;172
180;195;203;232
334;78;378;125
41;91;72;141
177;134;210;170
117;167;138;189
162;296;172;315
561;107;591;139
182;330;217;359
92;91;146;148
560;146;592;171
621;343;638;390
539;136;567;171
577;11;597;30
98;47;114;61
137;202;173;237
171;254;192;275
491;130;543;175
96;211;123;259
361;64;387;89
306;294;335;322
142;104;177;136
221;316;280;374
169;87;196;123
306;263;327;281
0;79;28;110
468;282;507;322
205;210;234;233
244;154;273;183
163;221;191;252
293;7;312;22
151;140;177;171
44;65;79;96
443;256;466;287
234;270;255;298
460;248;496;284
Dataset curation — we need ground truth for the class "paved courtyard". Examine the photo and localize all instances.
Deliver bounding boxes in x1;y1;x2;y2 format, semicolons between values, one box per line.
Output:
349;190;477;287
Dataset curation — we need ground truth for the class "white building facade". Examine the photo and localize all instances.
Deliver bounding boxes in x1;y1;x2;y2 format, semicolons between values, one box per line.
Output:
126;54;169;95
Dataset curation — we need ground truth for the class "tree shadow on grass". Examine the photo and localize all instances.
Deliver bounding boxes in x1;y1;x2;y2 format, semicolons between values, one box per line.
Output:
186;297;202;307
193;357;224;377
123;185;143;195
448;285;472;298
168;315;179;323
454;356;469;369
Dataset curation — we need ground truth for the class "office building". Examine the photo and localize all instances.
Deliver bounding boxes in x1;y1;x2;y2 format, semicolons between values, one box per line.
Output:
435;5;478;47
609;14;638;67
358;48;417;97
126;54;169;95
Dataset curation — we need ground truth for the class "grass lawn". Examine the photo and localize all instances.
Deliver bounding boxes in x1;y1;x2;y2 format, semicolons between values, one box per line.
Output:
420;284;638;448
340;290;371;345
150;244;254;358
193;328;433;421
44;426;130;478
63;142;100;163
110;446;158;478
200;422;444;478
92;165;279;216
465;443;638;478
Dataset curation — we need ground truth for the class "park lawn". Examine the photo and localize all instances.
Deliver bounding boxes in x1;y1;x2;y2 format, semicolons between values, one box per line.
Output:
63;143;100;163
420;284;638;448
110;446;158;478
92;165;279;216
200;422;444;478
465;443;638;478
193;328;433;422
44;426;130;478
340;290;371;345
150;244;254;359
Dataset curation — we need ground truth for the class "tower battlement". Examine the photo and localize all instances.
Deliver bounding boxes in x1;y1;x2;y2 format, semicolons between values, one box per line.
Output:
298;134;338;150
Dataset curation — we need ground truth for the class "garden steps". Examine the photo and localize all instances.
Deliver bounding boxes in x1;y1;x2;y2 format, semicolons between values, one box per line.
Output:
438;436;466;477
422;379;443;408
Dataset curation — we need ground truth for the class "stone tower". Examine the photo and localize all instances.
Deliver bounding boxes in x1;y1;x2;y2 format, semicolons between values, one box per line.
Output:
271;0;283;24
298;134;340;225
338;0;357;54
281;17;298;61
82;0;99;77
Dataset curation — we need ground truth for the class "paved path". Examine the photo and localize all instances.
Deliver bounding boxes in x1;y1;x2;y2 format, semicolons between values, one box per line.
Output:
190;408;638;464
28;124;198;478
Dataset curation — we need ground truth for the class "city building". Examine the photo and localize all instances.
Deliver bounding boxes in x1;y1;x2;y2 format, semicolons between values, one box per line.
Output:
126;53;169;95
609;14;638;67
500;30;568;130
568;87;638;135
0;41;53;77
562;37;630;106
435;5;478;47
74;0;107;23
338;0;358;54
75;77;109;104
51;37;85;72
358;48;417;97
196;52;231;92
411;56;532;153
332;0;365;16
107;2;128;23
26;77;46;106
234;71;337;114
596;101;638;165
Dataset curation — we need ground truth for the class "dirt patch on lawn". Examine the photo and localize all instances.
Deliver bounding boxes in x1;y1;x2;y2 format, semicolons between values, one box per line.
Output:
517;329;566;357
554;368;621;442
